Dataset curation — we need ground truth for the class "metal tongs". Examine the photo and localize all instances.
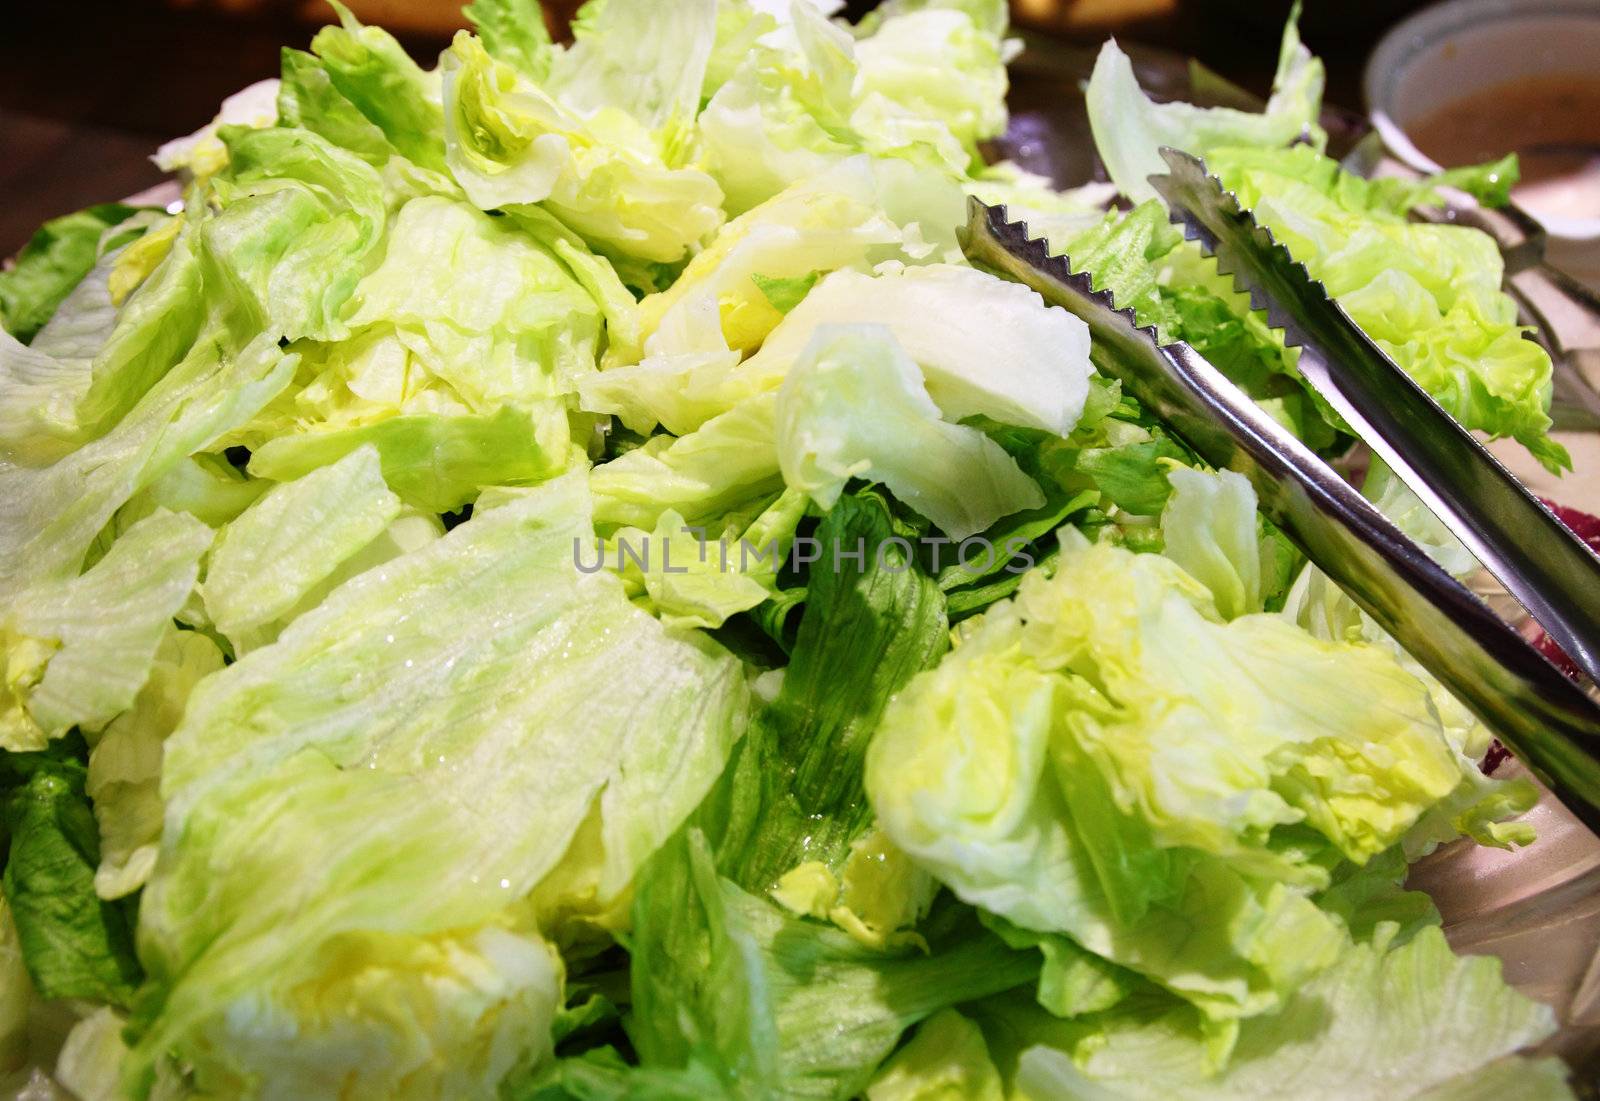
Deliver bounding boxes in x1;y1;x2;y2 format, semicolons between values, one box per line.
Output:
961;147;1600;834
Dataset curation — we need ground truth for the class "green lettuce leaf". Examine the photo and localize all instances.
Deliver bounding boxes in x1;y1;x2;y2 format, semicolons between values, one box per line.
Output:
276;49;399;165
710;489;947;893
977;911;1135;1019
1059;203;1343;453
310;2;446;172
464;0;554;81
68;217;209;446
0;203;141;344
55;1007;142;1101
204;123;389;342
632;156;962;359
1072;435;1188;516
605;489;807;631
2;510;212;750
1008;927;1566;1100
129;471;748;1097
230;191;605;509
1085;9;1323;202
751;271;822;313
591;394;784;533
699;0;1010;213
248;402;571;514
774;323;1044;540
0;332;293;601
0;888;32;1072
202;444;402;651
1159;466;1263;619
864;1009;1004;1101
752;263;1093;437
626;829;1038;1101
441;31;725;263
154;79;281;178
1;735;143;1007
115;453;267;531
543;0;719;163
847;1;1012;168
1281;459;1538;854
867;533;1518;1034
1;234;136;462
86;625;226;901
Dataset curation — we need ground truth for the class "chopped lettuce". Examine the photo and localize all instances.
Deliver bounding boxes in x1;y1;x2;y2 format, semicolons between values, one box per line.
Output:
1085;9;1324;202
699;0;1011;213
1006;927;1565;1100
86;626;225;900
709;489;947;892
0;889;32;1072
464;0;554;81
129;472;749;1096
865;1009;1005;1101
867;530;1527;1035
1;735;144;1007
2;510;211;750
625;830;1038;1100
0;0;1569;1094
1160;466;1264;619
154;79;281;177
0;332;293;600
775;323;1044;539
310;3;446;173
752;264;1093;436
441;30;725;263
0;203;143;343
201;444;403;651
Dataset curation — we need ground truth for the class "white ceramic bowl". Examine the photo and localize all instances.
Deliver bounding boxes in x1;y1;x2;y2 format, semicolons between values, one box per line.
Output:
1365;0;1600;286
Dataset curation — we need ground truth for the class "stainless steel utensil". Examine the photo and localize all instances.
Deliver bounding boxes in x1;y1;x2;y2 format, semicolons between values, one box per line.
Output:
960;187;1600;834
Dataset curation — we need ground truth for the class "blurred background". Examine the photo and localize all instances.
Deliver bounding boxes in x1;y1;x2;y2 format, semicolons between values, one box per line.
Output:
0;0;1427;255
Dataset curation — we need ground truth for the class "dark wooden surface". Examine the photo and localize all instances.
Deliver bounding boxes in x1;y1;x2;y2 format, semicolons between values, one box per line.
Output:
0;0;1402;256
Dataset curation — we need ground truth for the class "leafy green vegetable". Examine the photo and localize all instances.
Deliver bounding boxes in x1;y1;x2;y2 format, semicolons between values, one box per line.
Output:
1085;8;1324;202
867;531;1529;1039
1160;466;1264;619
464;0;553;80
441;29;725;263
0;203;141;343
202;444;406;650
775;323;1045;539
1005;927;1566;1100
86;626;226;900
128;472;748;1097
711;489;947;892
751;270;822;313
0;1;1567;1094
699;0;1011;213
2;509;212;750
591;393;785;533
0;888;32;1071
1;735;143;1006
0;332;292;600
311;2;446;172
627;830;1038;1100
1072;436;1187;516
864;1009;1005;1101
753;263;1094;436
